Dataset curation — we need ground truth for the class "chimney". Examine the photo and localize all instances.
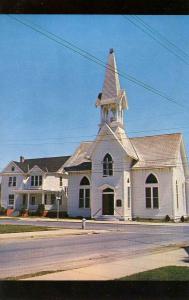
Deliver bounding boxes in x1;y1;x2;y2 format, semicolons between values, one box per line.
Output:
20;156;25;163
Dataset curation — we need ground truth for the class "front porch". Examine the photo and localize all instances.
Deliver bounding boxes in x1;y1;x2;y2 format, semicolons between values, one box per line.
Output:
14;189;67;212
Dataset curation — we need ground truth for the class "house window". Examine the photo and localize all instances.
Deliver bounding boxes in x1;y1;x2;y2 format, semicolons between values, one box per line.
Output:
13;177;16;186
31;175;42;186
11;166;15;171
103;153;113;176
64;186;68;196
31;196;35;205
44;194;47;205
145;174;159;209
116;199;122;207
79;177;90;208
60;177;63;187
8;176;16;187
23;194;27;206
8;194;14;207
51;194;56;205
176;181;179;209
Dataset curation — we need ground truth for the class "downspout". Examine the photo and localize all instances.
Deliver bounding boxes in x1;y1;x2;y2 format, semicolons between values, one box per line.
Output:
171;167;176;220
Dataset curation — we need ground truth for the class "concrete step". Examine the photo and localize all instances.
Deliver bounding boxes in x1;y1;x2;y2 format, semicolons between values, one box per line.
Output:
95;215;119;221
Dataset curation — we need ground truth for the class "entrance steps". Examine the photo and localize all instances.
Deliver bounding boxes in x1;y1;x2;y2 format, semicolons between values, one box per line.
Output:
95;215;119;221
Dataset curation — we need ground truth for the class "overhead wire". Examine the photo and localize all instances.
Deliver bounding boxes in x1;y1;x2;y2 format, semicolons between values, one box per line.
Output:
132;15;189;60
122;15;189;65
7;14;187;110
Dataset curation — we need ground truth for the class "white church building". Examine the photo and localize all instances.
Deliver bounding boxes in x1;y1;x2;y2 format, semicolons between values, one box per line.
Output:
1;49;189;221
64;49;189;221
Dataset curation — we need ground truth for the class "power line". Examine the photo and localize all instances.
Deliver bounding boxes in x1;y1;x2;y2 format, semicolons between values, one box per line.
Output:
133;15;189;60
7;14;187;110
1;124;189;144
122;15;189;65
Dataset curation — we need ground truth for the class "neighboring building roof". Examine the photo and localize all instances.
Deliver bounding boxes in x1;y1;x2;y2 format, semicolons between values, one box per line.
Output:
13;156;71;173
131;133;182;169
64;162;92;172
63;142;93;171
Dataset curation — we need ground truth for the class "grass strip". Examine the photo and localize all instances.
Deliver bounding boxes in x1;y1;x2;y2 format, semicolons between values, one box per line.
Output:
118;266;189;281
0;224;57;234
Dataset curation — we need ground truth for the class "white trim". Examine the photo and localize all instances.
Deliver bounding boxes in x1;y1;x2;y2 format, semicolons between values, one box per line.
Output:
98;184;117;191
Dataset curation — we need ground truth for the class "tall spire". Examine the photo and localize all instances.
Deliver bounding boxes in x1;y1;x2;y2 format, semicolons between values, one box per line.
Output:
101;48;121;100
96;49;128;129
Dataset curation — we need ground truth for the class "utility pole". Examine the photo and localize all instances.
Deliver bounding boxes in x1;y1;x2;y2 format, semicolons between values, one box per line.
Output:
56;192;61;221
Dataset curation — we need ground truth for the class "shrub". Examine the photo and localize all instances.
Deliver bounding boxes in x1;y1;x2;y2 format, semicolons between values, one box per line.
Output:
181;216;185;222
19;207;27;216
28;210;37;217
45;211;68;218
36;204;45;216
165;215;170;222
0;206;6;216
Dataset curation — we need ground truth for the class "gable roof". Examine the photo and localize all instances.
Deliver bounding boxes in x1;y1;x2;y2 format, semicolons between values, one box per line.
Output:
88;124;138;160
114;126;138;160
131;133;182;169
13;156;71;173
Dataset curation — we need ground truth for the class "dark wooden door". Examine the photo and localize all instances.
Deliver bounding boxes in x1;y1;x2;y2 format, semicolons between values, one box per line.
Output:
102;194;114;215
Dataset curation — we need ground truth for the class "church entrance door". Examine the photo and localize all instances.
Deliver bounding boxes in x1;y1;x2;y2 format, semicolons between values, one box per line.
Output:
102;188;114;215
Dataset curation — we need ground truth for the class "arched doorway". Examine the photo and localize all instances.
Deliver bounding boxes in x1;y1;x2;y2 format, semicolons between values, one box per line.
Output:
102;188;114;215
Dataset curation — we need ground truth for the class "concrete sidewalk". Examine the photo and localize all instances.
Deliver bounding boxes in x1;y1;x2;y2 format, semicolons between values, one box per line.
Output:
5;216;189;226
24;247;189;281
0;228;106;241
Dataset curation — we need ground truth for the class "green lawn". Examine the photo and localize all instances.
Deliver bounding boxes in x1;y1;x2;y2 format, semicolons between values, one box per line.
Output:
119;266;189;281
0;224;56;234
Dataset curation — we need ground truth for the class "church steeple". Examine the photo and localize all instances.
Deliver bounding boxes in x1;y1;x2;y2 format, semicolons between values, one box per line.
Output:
96;49;128;129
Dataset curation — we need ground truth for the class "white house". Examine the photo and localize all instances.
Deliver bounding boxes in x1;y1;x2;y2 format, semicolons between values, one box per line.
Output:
64;49;189;221
0;155;70;215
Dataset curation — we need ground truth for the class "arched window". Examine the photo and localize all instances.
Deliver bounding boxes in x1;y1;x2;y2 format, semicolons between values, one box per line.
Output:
103;154;113;176
103;188;114;193
80;177;90;186
145;174;159;209
146;174;158;184
79;177;90;209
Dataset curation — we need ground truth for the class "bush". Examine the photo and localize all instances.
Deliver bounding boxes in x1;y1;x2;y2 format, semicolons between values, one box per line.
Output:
45;211;68;218
36;204;45;216
181;216;185;222
0;206;6;216
28;210;37;217
165;215;170;222
19;207;27;216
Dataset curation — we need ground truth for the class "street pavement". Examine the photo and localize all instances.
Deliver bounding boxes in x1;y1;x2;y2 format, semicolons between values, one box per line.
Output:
0;218;189;279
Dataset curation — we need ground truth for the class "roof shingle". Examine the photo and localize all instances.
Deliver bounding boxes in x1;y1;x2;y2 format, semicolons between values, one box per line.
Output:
14;156;71;173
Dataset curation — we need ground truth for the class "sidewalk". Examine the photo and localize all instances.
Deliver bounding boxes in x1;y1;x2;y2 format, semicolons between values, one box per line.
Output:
24;246;189;281
15;217;189;226
0;228;107;241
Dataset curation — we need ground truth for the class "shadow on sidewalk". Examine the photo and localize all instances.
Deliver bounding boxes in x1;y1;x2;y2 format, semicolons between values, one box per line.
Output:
182;246;189;263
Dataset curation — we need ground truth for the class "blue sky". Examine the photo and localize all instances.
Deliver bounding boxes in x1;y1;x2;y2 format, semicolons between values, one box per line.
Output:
0;15;189;168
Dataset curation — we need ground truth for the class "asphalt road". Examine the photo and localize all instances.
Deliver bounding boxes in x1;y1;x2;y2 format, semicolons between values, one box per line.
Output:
0;219;189;279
